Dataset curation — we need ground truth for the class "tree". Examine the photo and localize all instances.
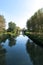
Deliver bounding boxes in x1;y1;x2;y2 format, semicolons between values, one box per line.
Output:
26;8;43;33
7;21;16;32
0;15;5;32
15;26;20;34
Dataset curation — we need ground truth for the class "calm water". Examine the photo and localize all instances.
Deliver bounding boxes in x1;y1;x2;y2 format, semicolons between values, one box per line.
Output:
0;34;43;65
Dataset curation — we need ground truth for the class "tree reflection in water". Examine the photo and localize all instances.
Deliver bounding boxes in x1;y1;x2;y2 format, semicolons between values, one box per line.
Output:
0;34;16;47
26;40;43;65
0;45;6;65
0;34;7;65
0;34;8;43
0;34;16;65
8;36;16;47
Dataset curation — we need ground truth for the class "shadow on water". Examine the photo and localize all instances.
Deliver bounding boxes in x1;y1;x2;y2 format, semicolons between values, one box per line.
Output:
26;39;43;65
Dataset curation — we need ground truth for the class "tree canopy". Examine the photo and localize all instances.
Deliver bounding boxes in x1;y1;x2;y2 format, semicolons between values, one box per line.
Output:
7;21;16;32
26;8;43;33
0;15;5;32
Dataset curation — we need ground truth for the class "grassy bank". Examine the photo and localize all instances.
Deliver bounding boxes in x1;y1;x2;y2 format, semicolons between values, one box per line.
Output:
25;32;43;46
0;32;19;42
0;31;20;37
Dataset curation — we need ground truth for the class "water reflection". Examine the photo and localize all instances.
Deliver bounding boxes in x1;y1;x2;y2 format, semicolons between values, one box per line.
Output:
0;34;16;65
8;37;16;47
0;34;7;43
0;34;16;47
0;45;6;65
1;34;43;65
26;40;43;65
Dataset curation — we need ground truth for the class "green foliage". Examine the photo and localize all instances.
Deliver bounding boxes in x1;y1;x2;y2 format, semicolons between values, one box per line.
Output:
0;15;5;32
26;8;43;33
7;21;16;32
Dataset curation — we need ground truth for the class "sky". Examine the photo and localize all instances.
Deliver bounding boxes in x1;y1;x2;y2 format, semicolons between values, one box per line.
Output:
0;0;43;29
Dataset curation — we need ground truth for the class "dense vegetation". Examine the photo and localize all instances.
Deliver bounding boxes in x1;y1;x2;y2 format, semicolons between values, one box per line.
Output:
26;8;43;45
26;8;43;33
0;15;20;36
0;15;5;33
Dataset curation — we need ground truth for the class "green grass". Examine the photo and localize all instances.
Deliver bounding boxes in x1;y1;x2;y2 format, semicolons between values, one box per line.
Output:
25;31;43;45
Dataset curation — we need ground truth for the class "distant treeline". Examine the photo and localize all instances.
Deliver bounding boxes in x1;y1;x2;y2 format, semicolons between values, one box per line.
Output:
0;15;20;35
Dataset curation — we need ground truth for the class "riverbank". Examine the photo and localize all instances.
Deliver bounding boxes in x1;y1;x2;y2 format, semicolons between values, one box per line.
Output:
0;32;19;43
25;32;43;46
0;32;20;38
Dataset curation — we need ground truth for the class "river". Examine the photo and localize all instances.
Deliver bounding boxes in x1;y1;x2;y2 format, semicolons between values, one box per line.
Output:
0;34;43;65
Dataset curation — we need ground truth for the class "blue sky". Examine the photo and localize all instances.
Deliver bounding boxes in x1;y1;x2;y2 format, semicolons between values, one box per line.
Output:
0;0;43;29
